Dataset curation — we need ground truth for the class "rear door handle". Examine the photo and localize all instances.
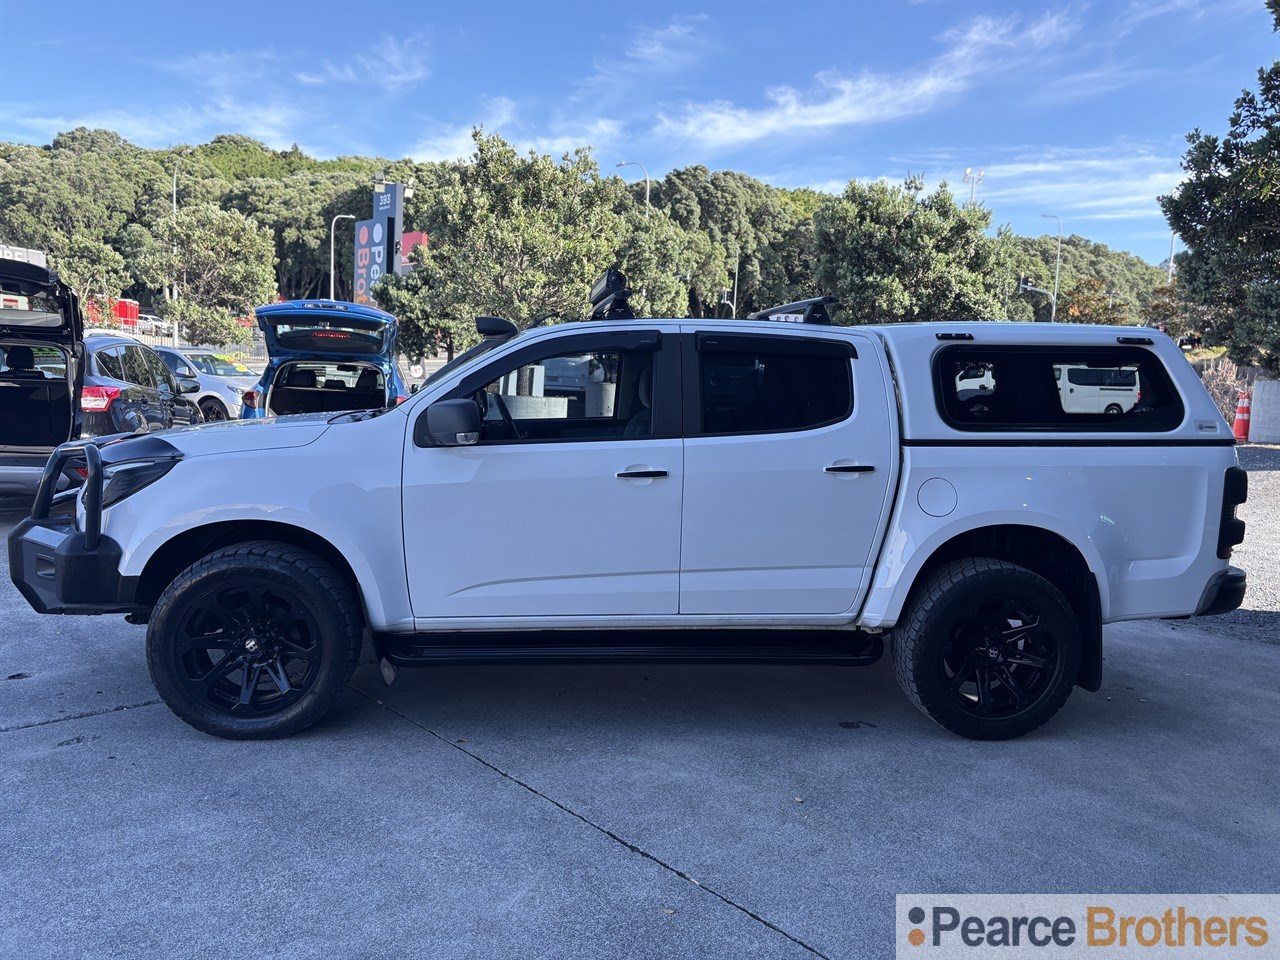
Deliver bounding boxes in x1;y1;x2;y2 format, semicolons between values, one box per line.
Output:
617;469;668;479
825;464;875;474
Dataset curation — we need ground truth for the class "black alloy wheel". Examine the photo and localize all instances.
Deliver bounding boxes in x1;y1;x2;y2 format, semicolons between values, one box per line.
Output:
892;558;1081;740
200;399;229;421
147;542;363;739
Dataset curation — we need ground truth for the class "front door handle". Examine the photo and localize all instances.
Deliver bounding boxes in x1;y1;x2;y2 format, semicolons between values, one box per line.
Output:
825;464;875;474
617;469;668;479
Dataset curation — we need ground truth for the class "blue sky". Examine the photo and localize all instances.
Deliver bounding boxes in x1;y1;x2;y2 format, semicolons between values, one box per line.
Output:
1;0;1277;262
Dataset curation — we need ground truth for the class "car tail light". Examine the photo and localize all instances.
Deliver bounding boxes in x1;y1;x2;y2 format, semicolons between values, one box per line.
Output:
74;466;88;478
242;389;259;410
395;395;408;406
81;386;120;412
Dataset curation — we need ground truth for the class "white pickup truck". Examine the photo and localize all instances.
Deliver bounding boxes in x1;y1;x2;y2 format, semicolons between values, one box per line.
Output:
9;283;1248;742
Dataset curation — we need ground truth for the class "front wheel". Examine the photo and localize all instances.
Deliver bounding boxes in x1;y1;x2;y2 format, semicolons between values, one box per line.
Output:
891;558;1080;740
146;541;363;739
200;399;229;422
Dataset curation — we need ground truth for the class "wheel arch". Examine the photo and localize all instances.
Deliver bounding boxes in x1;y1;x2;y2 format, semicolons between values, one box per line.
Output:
134;520;366;626
896;524;1103;692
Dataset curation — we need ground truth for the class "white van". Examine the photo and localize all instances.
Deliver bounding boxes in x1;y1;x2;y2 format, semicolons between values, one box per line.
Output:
1055;364;1141;415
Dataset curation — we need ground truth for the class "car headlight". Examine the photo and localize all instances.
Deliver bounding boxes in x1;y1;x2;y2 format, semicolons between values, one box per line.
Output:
101;459;180;507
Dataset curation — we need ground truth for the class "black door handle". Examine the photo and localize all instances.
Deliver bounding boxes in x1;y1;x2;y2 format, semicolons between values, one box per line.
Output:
617;470;668;479
825;464;875;474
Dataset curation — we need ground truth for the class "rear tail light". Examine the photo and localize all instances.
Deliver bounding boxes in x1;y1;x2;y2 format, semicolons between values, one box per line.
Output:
81;386;120;412
1217;467;1248;559
242;389;259;410
395;395;408;406
74;466;88;478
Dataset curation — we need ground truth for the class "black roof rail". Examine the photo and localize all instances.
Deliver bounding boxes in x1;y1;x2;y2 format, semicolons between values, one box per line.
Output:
746;295;838;325
588;267;635;321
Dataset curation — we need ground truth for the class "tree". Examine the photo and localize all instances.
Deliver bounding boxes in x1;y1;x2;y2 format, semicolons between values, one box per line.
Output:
374;130;624;354
812;176;1007;323
51;236;130;302
614;209;696;319
1159;1;1280;369
135;202;276;344
1060;276;1126;324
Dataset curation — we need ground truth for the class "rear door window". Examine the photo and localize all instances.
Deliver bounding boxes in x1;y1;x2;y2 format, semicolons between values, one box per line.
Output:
935;345;1184;432
96;346;125;381
121;345;156;388
693;333;854;436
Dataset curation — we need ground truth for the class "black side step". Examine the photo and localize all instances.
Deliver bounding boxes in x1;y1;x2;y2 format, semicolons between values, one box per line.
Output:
378;630;884;667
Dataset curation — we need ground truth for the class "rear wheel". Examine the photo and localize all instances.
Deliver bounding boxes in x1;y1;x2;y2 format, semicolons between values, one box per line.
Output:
146;541;363;739
892;558;1080;740
1104;403;1124;415
199;398;229;422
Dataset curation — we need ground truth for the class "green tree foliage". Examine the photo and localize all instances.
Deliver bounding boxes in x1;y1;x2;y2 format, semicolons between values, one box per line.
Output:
1061;276;1126;324
813;176;1007;323
373;131;624;354
1007;233;1165;324
136;203;276;344
1159;3;1280;370
51;236;130;301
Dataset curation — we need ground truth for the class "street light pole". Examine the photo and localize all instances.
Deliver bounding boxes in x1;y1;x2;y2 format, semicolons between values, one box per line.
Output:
1041;213;1062;322
616;161;650;218
1167;230;1177;284
330;214;357;300
962;167;984;205
169;148;191;345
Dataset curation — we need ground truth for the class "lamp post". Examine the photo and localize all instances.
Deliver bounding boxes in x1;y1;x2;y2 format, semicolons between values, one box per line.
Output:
330;214;357;300
616;161;650;217
1041;213;1062;322
169;147;192;345
962;167;984;205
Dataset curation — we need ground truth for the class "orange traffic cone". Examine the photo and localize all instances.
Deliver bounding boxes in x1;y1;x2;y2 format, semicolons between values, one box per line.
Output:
1233;392;1252;442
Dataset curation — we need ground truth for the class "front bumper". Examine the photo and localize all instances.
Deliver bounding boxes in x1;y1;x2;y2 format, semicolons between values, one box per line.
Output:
1195;566;1247;617
6;439;140;616
8;515;137;614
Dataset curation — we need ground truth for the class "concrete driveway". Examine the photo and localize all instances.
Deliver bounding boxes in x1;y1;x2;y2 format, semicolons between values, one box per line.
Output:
2;458;1278;960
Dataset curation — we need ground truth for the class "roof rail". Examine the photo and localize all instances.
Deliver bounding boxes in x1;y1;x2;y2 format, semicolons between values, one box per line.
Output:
746;295;838;325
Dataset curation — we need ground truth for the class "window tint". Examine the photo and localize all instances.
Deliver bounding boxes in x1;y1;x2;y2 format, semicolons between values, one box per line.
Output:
121;346;155;388
96;346;125;381
474;346;654;442
142;348;174;391
697;336;853;435
936;345;1184;431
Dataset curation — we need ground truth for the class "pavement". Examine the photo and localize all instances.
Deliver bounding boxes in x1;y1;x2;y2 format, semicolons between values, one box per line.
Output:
2;459;1278;960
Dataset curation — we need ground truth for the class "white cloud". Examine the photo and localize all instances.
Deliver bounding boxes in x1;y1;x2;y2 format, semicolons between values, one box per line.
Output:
578;14;709;98
409;97;518;161
293;34;430;93
655;11;1078;149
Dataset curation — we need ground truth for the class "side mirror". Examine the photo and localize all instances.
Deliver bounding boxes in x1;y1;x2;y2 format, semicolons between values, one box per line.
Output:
410;383;421;394
179;377;201;394
414;398;481;447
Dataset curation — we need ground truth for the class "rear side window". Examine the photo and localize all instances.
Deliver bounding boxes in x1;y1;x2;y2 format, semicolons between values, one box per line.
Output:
696;334;854;436
96;346;125;381
935;345;1184;432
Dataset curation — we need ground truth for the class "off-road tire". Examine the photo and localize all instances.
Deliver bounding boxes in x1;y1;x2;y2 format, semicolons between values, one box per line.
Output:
146;541;363;740
891;558;1081;740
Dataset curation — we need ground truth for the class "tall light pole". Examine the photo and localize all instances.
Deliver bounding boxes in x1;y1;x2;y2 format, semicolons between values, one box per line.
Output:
1041;213;1062;322
1167;230;1177;284
962;167;984;205
170;147;192;345
616;161;650;218
330;214;357;300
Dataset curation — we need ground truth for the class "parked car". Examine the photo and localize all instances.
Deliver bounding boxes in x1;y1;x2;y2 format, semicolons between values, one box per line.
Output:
9;275;1247;743
81;332;204;434
154;345;259;421
0;258;203;495
0;259;81;495
136;314;172;337
240;300;407;418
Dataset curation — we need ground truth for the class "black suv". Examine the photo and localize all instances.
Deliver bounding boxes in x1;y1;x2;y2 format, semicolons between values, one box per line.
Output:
1;259;200;495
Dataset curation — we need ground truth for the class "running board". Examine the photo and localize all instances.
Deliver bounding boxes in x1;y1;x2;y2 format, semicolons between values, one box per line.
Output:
378;630;884;667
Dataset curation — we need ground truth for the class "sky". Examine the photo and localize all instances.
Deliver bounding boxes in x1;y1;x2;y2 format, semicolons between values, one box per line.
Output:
1;0;1277;263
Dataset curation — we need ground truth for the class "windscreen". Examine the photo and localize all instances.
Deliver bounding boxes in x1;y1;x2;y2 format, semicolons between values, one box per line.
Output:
188;352;252;377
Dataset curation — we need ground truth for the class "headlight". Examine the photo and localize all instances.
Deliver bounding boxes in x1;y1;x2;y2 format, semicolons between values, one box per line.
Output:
101;459;180;507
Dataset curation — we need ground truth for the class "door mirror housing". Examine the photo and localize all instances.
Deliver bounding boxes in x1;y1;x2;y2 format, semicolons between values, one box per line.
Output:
415;398;482;447
179;377;201;394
